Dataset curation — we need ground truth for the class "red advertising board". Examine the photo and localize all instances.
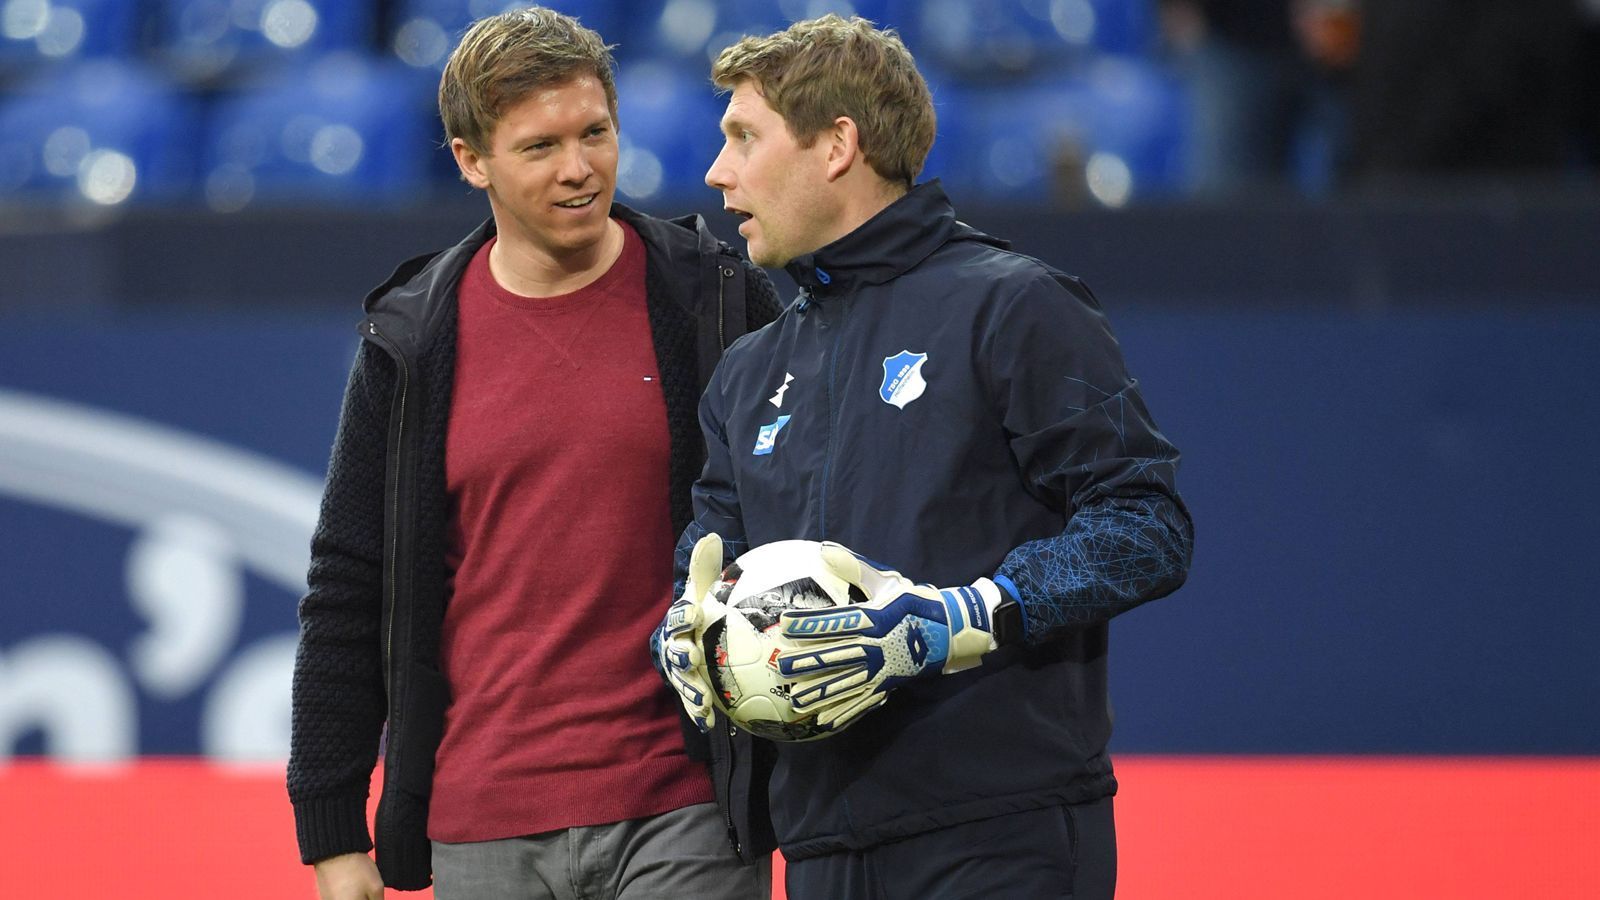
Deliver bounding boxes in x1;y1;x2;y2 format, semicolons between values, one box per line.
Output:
3;756;1595;899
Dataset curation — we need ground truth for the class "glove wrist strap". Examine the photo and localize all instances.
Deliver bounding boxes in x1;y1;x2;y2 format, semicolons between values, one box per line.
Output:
940;579;1005;674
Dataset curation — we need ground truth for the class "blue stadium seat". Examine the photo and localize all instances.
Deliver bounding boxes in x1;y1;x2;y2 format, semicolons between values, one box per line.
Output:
627;0;890;70
151;0;374;80
914;70;962;186
932;59;1186;206
885;0;1156;81
199;55;437;207
390;0;627;70
1080;57;1186;192
613;59;726;201
1083;0;1158;57
0;0;142;72
0;60;200;205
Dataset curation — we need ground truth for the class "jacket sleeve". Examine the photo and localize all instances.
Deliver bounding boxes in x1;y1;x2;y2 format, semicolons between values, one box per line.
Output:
287;338;393;864
982;271;1194;643
672;357;750;595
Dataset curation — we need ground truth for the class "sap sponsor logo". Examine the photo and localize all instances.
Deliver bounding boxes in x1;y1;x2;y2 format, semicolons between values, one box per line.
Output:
0;388;320;765
753;414;791;456
880;351;929;409
783;609;864;636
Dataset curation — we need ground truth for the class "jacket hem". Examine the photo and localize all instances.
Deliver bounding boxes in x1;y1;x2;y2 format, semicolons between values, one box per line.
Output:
777;773;1117;861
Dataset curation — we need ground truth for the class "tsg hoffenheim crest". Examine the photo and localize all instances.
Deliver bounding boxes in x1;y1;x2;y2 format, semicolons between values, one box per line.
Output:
880;351;929;409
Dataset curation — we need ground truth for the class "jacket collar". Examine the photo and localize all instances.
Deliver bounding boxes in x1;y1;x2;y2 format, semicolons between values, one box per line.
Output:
784;180;962;295
362;202;716;349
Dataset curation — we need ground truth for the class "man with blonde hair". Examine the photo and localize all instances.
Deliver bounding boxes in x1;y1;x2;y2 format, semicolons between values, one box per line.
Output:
658;15;1193;899
289;7;778;898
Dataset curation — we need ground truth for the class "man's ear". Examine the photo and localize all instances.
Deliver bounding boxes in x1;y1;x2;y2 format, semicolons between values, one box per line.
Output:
452;137;491;189
824;116;861;182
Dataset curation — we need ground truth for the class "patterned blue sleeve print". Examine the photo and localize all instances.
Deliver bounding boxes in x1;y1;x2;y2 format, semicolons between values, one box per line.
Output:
986;272;1194;642
996;491;1192;641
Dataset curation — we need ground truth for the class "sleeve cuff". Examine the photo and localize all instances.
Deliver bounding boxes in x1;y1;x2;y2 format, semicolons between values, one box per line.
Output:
990;573;1030;645
293;794;373;865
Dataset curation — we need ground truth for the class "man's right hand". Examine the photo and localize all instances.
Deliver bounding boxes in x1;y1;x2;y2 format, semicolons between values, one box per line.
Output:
313;852;383;900
655;532;725;732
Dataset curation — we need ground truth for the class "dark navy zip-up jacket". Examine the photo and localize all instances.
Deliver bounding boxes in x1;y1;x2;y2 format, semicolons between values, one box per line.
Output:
675;181;1193;859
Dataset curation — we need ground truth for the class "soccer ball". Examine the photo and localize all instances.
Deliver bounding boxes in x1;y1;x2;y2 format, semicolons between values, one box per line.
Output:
701;540;864;742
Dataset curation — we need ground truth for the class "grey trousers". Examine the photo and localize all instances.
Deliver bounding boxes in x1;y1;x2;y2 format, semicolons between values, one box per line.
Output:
431;802;770;900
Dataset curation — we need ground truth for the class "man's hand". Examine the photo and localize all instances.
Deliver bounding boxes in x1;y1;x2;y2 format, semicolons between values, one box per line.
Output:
773;542;1013;731
654;533;725;733
313;852;383;900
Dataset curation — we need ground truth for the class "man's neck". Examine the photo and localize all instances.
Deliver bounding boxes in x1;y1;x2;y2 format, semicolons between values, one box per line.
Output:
814;180;908;256
488;217;624;299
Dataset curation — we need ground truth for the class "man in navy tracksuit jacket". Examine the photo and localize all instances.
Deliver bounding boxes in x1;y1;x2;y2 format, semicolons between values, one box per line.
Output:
657;16;1193;899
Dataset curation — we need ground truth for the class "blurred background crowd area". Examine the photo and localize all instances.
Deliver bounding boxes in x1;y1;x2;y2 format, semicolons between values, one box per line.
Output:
1;0;1598;217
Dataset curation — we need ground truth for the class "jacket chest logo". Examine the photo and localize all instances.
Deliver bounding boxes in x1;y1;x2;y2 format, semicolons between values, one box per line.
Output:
753;415;791;456
880;351;929;409
769;372;795;408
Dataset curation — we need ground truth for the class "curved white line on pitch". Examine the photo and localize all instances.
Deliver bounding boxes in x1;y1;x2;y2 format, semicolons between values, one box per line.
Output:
0;387;323;594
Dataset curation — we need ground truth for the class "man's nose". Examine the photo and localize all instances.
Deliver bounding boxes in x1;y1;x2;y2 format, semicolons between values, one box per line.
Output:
705;144;733;191
559;143;594;183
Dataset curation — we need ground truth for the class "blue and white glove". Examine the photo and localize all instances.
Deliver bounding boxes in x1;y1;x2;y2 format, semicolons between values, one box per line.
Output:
774;542;1018;731
653;533;725;733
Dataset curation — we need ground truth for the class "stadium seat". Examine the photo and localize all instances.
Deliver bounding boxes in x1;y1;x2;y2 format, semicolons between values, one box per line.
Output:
0;60;200;205
932;59;1186;206
613;59;726;200
199;55;437;207
0;0;142;73
915;70;962;187
150;0;374;81
1083;0;1158;57
884;0;1156;81
627;0;890;70
390;0;627;70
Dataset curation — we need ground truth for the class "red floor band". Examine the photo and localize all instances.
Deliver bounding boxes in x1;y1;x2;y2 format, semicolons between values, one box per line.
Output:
2;756;1595;899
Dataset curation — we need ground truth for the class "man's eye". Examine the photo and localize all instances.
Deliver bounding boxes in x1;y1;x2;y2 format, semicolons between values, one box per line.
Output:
740;130;754;143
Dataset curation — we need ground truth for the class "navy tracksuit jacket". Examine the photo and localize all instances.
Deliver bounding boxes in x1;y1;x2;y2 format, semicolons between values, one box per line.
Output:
675;181;1194;859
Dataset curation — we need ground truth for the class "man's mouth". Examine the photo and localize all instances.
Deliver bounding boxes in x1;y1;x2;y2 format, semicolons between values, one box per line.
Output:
555;194;597;209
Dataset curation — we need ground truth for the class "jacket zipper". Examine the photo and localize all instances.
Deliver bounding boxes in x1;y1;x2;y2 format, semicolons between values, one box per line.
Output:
364;320;409;701
818;300;845;538
716;261;742;858
718;262;731;349
716;260;745;858
723;719;742;858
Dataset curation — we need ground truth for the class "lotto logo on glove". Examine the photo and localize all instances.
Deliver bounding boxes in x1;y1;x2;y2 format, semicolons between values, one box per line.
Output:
770;542;1011;732
781;608;865;636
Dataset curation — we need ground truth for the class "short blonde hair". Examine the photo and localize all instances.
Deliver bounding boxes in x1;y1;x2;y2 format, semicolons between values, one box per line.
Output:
439;6;618;155
711;14;935;188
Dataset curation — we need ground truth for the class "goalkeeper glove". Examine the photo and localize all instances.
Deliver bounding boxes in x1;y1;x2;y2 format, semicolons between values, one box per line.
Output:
773;542;1021;731
653;533;725;733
